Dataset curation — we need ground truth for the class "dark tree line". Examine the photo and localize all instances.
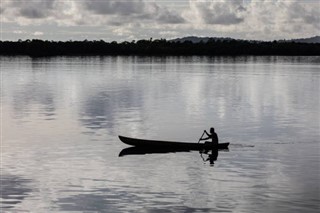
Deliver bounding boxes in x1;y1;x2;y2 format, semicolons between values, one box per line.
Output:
0;39;319;56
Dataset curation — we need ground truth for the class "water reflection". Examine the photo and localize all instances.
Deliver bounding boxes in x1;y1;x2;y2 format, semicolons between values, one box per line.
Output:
56;188;216;213
1;56;319;213
2;56;319;141
119;147;226;167
79;87;144;131
0;174;32;209
12;82;56;120
200;148;219;166
119;147;192;156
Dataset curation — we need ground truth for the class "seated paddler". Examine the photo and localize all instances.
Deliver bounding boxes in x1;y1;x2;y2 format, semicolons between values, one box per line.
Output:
199;127;219;145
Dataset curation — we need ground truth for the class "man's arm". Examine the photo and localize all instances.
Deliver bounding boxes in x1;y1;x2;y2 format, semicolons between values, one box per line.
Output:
204;130;210;137
200;136;210;141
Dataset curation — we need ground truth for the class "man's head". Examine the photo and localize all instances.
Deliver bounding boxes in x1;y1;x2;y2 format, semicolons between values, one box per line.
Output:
210;127;215;133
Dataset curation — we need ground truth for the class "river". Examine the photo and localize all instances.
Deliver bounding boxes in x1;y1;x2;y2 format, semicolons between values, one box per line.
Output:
1;56;319;212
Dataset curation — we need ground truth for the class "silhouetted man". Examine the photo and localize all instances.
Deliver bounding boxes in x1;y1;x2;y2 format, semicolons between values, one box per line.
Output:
199;127;219;145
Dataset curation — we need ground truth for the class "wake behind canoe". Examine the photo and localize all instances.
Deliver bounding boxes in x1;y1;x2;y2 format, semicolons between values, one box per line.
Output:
118;135;229;150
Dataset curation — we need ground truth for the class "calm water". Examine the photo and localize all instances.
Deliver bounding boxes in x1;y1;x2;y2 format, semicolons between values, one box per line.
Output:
1;56;319;213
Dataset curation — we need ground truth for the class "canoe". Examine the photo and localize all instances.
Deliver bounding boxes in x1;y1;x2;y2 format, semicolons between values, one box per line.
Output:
118;135;229;150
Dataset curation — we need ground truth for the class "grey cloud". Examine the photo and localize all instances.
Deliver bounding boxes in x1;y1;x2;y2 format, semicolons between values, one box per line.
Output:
9;0;56;19
1;0;318;41
4;0;185;25
193;1;245;25
83;0;185;24
286;1;320;26
107;20;126;26
20;8;47;19
204;12;243;25
84;0;146;16
156;7;186;24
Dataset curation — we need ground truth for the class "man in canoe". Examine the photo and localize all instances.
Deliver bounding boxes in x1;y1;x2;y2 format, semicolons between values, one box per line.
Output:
199;127;219;145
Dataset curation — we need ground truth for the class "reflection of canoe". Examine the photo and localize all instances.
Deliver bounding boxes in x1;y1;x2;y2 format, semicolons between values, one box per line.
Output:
118;135;229;150
119;147;191;157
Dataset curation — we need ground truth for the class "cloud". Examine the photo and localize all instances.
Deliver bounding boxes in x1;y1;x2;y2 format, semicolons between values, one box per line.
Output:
284;1;320;28
8;0;56;19
19;8;47;19
82;0;185;25
0;0;319;40
34;31;44;36
83;0;146;16
112;28;133;37
182;0;320;40
13;30;24;34
240;0;320;39
155;6;185;24
185;0;246;25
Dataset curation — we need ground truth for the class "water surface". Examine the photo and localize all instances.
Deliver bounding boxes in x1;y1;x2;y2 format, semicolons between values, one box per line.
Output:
1;56;319;212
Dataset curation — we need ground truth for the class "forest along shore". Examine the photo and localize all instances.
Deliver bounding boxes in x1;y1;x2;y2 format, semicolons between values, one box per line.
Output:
1;39;320;57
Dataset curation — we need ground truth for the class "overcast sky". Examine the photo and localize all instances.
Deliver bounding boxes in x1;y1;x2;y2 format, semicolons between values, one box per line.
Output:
1;0;319;41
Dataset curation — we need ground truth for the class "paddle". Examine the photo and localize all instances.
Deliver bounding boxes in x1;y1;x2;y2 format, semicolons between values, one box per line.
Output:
198;131;205;143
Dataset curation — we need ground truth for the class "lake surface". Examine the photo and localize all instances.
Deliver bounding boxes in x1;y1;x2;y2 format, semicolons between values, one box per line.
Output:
1;56;319;212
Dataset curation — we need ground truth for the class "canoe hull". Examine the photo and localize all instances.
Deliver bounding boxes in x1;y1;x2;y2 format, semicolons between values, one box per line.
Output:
118;135;229;150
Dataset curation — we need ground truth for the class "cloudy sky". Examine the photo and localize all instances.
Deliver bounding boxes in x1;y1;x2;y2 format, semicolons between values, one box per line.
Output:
1;0;319;41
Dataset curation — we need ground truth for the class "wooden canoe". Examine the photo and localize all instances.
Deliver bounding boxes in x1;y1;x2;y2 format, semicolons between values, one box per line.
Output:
118;135;229;150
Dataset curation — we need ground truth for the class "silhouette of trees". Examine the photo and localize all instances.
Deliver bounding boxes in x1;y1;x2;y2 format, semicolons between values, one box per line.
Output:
0;39;319;56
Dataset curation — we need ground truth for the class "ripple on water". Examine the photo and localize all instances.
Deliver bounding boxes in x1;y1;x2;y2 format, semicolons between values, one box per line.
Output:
0;174;33;210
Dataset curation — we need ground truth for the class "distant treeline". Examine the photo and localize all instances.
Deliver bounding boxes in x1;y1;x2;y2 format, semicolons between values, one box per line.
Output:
0;39;319;56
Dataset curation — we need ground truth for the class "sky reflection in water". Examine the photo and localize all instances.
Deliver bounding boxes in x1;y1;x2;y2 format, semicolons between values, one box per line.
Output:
1;56;319;212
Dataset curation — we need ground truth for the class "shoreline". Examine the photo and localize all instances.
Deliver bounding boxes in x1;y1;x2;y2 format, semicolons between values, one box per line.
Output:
1;39;319;57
